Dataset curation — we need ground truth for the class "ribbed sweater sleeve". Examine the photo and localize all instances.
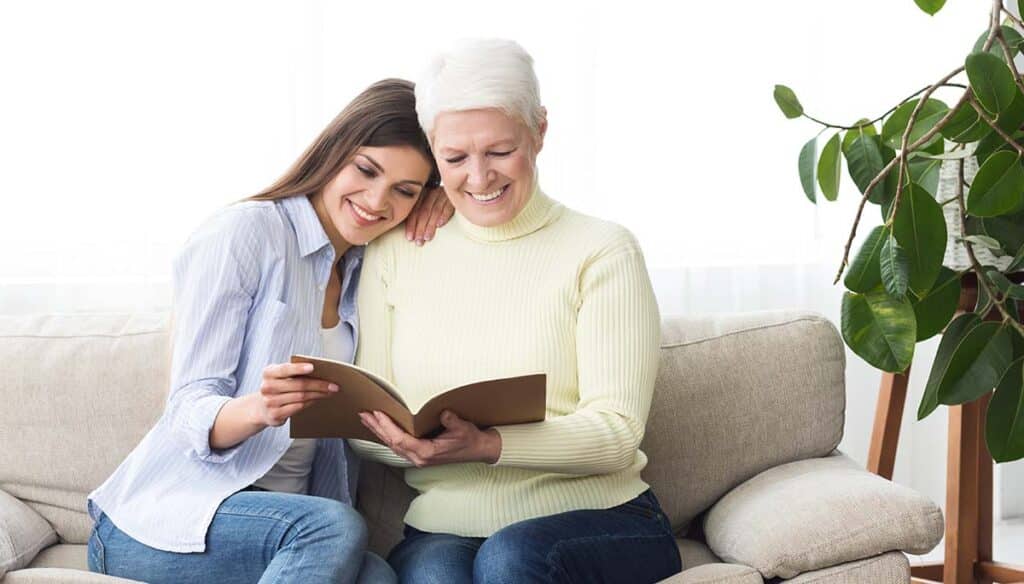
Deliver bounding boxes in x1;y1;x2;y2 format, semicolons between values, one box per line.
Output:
347;240;414;468
492;231;661;474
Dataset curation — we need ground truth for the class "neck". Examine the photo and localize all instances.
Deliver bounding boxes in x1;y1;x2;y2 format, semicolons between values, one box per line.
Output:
308;192;351;264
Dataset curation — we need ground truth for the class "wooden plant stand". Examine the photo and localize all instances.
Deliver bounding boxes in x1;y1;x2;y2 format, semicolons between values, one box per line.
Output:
867;272;1024;584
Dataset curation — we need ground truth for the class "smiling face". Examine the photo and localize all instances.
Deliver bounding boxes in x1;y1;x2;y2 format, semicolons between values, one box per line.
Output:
315;145;433;246
432;108;544;227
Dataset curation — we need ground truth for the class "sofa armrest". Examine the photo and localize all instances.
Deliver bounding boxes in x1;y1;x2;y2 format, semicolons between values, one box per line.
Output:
0;488;59;578
703;452;943;580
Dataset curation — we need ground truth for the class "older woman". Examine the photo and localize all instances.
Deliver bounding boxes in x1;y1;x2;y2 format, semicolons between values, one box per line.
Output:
350;40;681;583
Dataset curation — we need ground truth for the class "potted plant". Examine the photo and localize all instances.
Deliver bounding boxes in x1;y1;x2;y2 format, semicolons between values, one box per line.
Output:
775;0;1024;463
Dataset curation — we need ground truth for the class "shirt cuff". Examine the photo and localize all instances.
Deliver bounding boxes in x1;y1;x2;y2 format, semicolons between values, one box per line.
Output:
186;394;241;463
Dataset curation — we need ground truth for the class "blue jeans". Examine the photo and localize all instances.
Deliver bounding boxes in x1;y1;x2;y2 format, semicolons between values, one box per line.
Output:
387;489;681;584
88;491;395;584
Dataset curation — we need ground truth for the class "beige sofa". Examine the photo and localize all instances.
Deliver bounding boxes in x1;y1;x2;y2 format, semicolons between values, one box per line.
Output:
0;310;943;583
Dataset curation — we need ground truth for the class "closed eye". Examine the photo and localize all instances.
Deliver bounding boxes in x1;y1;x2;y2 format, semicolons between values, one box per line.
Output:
444;155;467;164
489;149;515;157
357;165;377;178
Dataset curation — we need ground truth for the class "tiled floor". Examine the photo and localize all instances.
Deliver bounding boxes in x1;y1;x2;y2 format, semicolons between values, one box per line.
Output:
907;518;1024;566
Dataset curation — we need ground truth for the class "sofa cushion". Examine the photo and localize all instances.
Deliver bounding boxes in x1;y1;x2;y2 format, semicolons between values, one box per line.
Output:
703;454;942;579
641;311;845;534
27;544;88;570
782;551;909;583
2;568;141;583
1;489;58;577
0;313;170;544
658;563;763;584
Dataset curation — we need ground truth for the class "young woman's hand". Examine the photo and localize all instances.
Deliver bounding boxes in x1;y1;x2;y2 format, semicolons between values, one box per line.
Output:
251;362;339;428
405;187;454;246
359;409;502;467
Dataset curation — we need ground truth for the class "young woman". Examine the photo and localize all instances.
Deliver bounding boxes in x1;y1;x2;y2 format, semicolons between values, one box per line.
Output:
86;78;452;584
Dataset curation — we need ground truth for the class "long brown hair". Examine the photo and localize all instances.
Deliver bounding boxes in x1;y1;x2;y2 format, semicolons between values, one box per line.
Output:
249;78;439;202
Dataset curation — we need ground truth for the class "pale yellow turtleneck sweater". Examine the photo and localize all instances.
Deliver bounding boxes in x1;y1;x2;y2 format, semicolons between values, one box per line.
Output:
349;185;661;537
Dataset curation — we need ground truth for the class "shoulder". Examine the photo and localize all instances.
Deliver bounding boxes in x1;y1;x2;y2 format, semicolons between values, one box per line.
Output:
554;205;644;260
184;200;285;256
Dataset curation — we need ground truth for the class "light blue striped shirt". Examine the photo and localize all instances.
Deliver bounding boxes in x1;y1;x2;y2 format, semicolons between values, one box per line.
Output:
88;195;363;553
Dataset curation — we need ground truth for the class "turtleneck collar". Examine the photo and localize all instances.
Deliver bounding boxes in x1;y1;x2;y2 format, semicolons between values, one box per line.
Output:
454;182;563;243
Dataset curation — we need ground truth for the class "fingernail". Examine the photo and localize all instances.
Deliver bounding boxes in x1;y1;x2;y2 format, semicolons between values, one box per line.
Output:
425;234;432;241
328;383;339;392
301;363;314;373
406;233;413;241
416;240;424;246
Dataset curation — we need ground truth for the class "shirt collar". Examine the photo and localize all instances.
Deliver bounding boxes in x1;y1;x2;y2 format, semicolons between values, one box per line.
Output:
279;195;332;258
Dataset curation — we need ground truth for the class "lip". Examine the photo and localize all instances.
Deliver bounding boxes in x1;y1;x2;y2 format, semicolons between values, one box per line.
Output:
466;184;509;206
346;199;386;227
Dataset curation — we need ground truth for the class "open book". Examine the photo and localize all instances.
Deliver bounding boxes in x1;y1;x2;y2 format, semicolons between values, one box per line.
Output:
288;354;546;443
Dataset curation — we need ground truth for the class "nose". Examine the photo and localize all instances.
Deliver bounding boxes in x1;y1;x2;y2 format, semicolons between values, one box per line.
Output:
363;183;389;213
465;156;495;191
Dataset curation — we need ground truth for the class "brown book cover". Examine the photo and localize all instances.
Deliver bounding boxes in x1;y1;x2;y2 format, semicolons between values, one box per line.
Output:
288;354;546;443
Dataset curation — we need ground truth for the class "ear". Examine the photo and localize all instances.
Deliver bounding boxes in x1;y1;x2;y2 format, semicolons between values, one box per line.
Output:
534;107;548;154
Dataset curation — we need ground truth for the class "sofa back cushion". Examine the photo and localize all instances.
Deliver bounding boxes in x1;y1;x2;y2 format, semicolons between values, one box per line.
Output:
640;310;845;534
0;314;170;543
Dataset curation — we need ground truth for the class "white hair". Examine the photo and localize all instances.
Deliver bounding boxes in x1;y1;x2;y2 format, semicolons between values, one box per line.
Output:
415;38;544;141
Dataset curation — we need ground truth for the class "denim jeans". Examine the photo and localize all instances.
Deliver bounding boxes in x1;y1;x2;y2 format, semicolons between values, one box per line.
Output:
387;489;682;584
88;491;396;584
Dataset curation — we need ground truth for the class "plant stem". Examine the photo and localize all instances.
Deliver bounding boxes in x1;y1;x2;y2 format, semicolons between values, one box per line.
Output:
956;159;1024;336
1001;5;1024;29
800;83;968;130
968;96;1024;155
995;30;1024;98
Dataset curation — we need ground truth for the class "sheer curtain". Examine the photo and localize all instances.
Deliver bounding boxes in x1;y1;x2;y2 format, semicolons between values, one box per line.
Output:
2;0;1020;522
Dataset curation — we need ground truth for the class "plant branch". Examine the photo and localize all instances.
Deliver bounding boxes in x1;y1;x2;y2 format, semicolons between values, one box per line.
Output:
995;30;1024;98
832;85;970;285
800;83;968;130
1001;5;1024;30
968;96;1024;155
832;0;1005;285
956;158;1024;336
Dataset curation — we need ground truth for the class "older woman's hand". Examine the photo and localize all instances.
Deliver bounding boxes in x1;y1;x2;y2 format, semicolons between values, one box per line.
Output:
359;409;502;467
405;186;454;246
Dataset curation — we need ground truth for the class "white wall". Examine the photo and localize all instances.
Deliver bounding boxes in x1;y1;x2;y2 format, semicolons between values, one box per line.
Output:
1;0;1020;518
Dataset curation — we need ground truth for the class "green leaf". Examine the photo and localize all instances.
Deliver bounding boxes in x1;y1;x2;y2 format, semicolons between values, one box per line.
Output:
920;313;982;419
910;157;942;197
916;145;978;161
988;270;1024;300
967;51;1017;115
967;151;1024;217
940;105;990;144
774;85;803;119
976;210;1024;254
974;89;1024;162
842;119;877;153
972;26;1024;62
845;225;886;293
938;323;1015;405
987;356;1024;462
881;232;911;299
914;0;945;15
912;267;963;341
845;135;886;196
892;182;948;295
1008;243;1024;273
882;98;949;150
817;133;842;201
962;234;1004;251
841;288;917;373
798;137;816;203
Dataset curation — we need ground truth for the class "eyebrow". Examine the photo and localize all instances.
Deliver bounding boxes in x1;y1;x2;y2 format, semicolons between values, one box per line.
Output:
360;153;425;187
439;140;517;155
